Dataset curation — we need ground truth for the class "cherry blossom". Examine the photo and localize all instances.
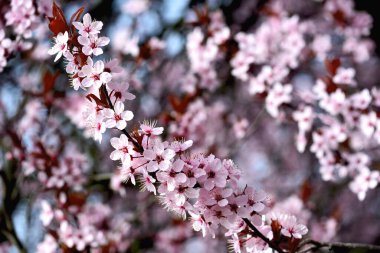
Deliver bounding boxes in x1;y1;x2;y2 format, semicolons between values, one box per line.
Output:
266;83;293;117
80;58;112;88
110;134;135;165
48;31;69;62
104;101;134;130
73;13;103;37
333;67;357;86
278;214;308;239
78;34;110;56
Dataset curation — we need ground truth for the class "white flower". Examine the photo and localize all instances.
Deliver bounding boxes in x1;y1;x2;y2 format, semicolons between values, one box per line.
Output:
266;83;293;117
73;13;103;37
110;134;134;166
78;35;110;56
103;101;134;130
80;58;112;88
333;67;356;86
48;31;69;62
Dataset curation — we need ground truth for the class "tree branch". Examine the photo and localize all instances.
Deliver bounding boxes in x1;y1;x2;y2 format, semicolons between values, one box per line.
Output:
300;239;380;252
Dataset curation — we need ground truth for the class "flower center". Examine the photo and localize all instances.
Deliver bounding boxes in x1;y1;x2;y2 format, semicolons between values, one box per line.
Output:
114;114;122;121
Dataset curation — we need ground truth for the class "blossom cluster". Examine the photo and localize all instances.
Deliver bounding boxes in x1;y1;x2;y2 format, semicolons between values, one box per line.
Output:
221;0;379;200
48;8;309;253
0;0;52;72
2;0;380;252
186;11;230;92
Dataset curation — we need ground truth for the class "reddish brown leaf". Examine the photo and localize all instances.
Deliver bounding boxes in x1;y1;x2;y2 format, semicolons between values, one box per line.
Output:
66;192;87;207
69;6;85;33
43;70;60;95
299;180;313;203
324;57;341;76
321;76;338;94
48;2;69;36
86;93;108;108
169;95;193;115
69;6;85;26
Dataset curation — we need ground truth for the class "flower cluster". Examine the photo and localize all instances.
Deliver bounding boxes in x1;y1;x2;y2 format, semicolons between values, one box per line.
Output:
0;0;51;72
223;0;379;200
38;200;132;252
49;9;309;253
3;0;380;252
186;11;230;92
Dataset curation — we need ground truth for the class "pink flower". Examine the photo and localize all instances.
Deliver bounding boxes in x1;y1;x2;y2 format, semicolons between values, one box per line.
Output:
266;83;292;117
64;51;80;75
110;134;134;165
203;205;233;228
360;112;377;137
156;159;187;191
333;67;356;86
86;118;106;143
73;13;103;37
279;215;308;239
120;165;139;185
200;187;233;207
182;159;206;187
349;89;371;110
319;89;346;115
171;184;199;205
350;168;379;200
227;194;250;218
48;31;68;62
78;35;110;56
170;140;193;154
143;141;175;172
104;101;134;130
80;58;112;88
293;106;314;133
198;157;228;191
139;122;164;136
189;211;208;237
245;187;267;214
37;234;58;253
122;0;150;16
40;200;54;226
140;171;156;194
108;82;136;102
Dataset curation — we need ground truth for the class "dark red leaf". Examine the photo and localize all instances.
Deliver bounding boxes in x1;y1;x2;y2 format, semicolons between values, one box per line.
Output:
43;70;60;95
86;94;108;108
321;76;338;94
69;7;85;33
324;57;341;76
48;2;69;36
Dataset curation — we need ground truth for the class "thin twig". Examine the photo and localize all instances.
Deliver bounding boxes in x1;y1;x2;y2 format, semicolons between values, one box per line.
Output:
300;239;380;252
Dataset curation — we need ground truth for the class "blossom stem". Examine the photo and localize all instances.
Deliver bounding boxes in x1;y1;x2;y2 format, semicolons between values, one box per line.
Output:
242;218;285;253
101;85;144;153
299;239;380;252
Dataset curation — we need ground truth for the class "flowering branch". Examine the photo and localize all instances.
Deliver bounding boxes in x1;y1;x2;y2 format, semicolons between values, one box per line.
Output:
46;6;311;253
100;84;144;153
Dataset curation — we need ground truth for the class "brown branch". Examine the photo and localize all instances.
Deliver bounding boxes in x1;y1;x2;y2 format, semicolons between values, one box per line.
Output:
300;239;380;252
243;218;285;253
